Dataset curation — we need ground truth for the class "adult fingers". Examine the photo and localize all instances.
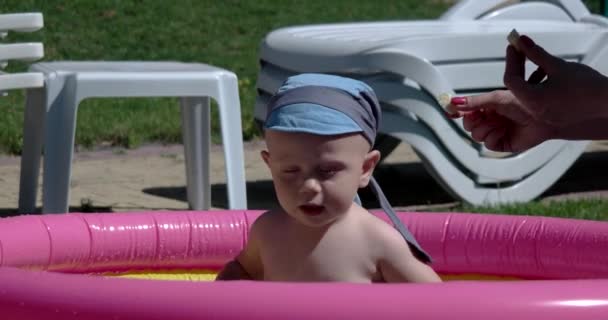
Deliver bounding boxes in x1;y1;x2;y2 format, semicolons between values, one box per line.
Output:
445;102;461;116
471;123;497;143
483;127;508;152
517;35;563;75
451;90;511;112
527;66;546;84
503;45;529;93
462;110;483;131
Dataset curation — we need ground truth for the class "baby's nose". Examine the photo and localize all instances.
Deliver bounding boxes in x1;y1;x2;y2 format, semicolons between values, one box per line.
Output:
300;177;322;195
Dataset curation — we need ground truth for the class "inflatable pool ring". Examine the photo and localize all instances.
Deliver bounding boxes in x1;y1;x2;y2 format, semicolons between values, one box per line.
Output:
0;210;607;319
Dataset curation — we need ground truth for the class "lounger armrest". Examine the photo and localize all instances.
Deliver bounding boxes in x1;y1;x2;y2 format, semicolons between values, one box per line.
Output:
440;0;512;21
479;3;572;21
442;0;589;22
364;47;453;110
554;0;591;21
581;14;608;28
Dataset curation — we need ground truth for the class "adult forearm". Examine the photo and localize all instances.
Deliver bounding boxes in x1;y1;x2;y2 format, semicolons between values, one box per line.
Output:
549;73;608;140
586;71;608;120
554;118;608;141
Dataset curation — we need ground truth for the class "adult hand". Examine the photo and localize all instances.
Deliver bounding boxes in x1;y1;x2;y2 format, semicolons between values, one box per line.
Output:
448;34;608;152
501;35;608;127
453;36;608;127
453;90;556;152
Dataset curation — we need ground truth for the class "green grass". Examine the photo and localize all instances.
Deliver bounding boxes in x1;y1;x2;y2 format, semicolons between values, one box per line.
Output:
451;199;608;221
3;1;607;220
3;0;600;154
1;0;454;154
0;0;600;154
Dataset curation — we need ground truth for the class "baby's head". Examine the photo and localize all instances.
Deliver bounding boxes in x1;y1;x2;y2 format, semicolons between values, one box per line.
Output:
261;73;383;227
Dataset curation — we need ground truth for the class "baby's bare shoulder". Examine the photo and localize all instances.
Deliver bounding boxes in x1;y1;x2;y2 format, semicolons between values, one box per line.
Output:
360;212;413;253
252;210;284;228
359;212;442;283
361;212;404;237
249;210;288;240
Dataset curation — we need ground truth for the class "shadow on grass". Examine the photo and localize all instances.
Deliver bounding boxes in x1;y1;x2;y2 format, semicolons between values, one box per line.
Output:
2;151;604;218
143;151;608;210
0;205;114;218
143;180;282;211
541;151;608;197
143;161;454;210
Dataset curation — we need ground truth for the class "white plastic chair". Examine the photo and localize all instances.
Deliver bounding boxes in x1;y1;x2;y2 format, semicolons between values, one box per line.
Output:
0;13;44;92
16;17;247;214
254;0;608;205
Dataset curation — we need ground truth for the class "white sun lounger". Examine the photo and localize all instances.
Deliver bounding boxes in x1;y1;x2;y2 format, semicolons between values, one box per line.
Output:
254;0;608;205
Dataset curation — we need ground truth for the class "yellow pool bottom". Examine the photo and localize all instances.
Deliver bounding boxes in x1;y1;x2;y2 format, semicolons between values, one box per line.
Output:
104;270;521;282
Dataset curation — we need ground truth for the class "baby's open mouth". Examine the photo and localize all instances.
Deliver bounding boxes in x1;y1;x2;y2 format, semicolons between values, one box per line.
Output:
299;204;324;216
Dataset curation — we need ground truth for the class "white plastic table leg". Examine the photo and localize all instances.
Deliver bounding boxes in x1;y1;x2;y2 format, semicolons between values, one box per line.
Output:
181;96;211;210
18;87;46;213
42;76;78;213
216;73;247;209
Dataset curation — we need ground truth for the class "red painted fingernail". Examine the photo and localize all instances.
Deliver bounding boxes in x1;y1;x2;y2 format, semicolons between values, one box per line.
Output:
451;97;467;105
519;35;535;49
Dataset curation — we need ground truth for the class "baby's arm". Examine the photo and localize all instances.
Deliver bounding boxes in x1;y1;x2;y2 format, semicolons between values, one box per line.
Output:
215;215;266;281
215;259;253;280
374;223;442;283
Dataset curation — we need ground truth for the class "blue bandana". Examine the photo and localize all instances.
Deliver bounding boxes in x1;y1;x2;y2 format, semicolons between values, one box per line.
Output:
264;73;431;263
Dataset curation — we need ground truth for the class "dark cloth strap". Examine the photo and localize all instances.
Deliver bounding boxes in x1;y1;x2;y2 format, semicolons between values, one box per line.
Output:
369;177;431;263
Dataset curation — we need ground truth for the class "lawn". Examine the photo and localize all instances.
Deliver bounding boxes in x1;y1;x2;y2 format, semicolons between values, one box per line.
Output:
3;0;601;154
2;0;457;154
453;199;608;220
3;0;607;219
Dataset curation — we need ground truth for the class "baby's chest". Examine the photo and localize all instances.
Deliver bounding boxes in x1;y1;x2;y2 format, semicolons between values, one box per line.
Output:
260;239;379;282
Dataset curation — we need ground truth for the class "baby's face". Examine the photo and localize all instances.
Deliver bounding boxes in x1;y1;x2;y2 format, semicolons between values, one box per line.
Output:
262;130;377;227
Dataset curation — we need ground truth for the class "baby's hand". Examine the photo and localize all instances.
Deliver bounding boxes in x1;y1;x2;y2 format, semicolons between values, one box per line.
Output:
216;259;253;280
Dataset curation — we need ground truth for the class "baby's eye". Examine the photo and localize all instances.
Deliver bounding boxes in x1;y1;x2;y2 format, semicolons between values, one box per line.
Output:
318;167;339;178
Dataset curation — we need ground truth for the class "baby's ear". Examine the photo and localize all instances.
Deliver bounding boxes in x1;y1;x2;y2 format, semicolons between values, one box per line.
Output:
261;150;270;167
359;150;381;188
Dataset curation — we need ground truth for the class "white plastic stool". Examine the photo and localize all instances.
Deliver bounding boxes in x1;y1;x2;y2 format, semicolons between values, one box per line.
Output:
18;61;248;213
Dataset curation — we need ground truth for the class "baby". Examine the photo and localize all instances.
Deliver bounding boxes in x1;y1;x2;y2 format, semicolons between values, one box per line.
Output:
216;74;441;283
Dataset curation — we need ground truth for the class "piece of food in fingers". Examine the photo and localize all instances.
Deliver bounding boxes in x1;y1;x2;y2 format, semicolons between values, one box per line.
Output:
507;28;521;51
437;92;454;113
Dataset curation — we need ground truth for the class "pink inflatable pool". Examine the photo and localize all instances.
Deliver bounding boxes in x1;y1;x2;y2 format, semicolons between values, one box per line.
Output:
0;210;607;320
